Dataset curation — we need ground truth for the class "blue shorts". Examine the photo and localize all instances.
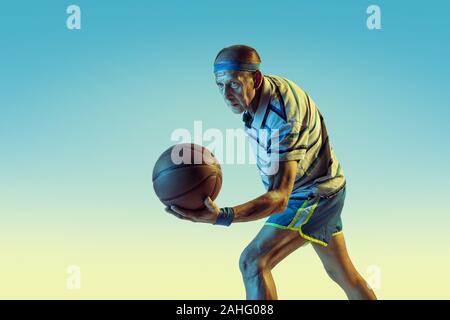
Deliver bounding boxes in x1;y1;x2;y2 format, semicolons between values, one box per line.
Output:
265;186;346;247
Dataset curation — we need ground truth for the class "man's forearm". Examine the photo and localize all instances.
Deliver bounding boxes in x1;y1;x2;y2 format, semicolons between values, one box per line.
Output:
231;191;288;223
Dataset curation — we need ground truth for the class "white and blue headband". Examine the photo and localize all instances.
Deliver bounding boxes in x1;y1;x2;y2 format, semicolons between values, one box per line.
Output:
213;61;260;73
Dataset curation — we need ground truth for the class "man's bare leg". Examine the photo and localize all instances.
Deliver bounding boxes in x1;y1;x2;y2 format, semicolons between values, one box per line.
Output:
239;225;308;300
312;232;377;300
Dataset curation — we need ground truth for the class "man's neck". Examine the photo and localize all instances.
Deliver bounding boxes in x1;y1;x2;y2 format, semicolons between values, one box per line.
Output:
249;85;263;116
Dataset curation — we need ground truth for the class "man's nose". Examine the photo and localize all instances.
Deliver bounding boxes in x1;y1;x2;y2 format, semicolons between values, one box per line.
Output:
223;86;233;99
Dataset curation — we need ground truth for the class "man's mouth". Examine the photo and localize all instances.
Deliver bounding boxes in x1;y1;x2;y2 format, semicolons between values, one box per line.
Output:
227;100;240;108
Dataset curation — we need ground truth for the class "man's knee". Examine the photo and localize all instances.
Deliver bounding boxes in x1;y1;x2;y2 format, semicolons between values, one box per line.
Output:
239;247;268;279
323;265;342;283
323;263;360;287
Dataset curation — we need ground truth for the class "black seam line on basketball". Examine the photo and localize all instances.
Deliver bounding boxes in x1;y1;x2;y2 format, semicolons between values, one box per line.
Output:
158;174;219;202
153;164;219;182
152;163;220;182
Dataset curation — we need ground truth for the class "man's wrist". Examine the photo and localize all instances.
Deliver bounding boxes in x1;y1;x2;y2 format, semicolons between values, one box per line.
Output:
214;207;235;226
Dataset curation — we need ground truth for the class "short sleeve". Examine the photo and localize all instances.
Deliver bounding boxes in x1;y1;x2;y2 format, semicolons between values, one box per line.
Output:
269;121;309;162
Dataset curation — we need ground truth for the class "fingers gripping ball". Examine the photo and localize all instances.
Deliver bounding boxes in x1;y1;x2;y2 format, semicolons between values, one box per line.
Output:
152;143;222;210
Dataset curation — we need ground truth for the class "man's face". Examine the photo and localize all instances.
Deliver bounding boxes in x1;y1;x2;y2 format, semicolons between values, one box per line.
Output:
214;71;256;114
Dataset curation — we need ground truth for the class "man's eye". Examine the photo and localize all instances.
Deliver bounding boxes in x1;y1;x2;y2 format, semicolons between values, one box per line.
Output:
230;82;239;89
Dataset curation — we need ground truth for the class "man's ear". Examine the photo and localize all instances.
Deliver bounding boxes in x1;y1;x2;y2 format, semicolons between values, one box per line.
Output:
253;71;263;89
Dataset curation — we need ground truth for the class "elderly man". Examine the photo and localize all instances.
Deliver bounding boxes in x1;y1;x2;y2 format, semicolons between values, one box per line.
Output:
167;45;376;300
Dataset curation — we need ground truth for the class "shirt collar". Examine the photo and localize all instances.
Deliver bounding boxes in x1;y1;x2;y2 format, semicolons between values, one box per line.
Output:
244;76;272;129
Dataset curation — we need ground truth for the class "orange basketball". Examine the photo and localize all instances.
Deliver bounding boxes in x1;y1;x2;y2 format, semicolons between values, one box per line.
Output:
152;143;222;210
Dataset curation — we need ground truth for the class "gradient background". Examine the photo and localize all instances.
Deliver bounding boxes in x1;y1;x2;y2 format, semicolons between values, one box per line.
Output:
1;0;449;299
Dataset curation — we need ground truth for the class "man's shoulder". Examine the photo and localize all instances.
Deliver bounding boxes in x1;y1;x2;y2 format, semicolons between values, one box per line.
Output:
263;75;307;127
265;75;304;93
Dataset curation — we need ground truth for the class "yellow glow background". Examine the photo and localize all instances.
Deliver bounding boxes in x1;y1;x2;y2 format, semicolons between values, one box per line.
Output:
1;1;450;299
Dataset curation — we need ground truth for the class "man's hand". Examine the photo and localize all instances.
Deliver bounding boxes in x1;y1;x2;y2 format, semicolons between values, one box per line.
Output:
165;197;220;224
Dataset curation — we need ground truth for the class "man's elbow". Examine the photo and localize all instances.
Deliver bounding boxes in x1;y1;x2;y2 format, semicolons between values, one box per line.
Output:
270;192;289;213
277;197;289;213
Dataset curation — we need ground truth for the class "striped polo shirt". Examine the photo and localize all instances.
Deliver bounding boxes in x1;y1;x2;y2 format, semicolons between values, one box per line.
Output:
244;75;346;198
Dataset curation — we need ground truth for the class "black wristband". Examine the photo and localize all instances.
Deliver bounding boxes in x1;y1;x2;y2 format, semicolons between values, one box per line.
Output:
214;207;235;226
